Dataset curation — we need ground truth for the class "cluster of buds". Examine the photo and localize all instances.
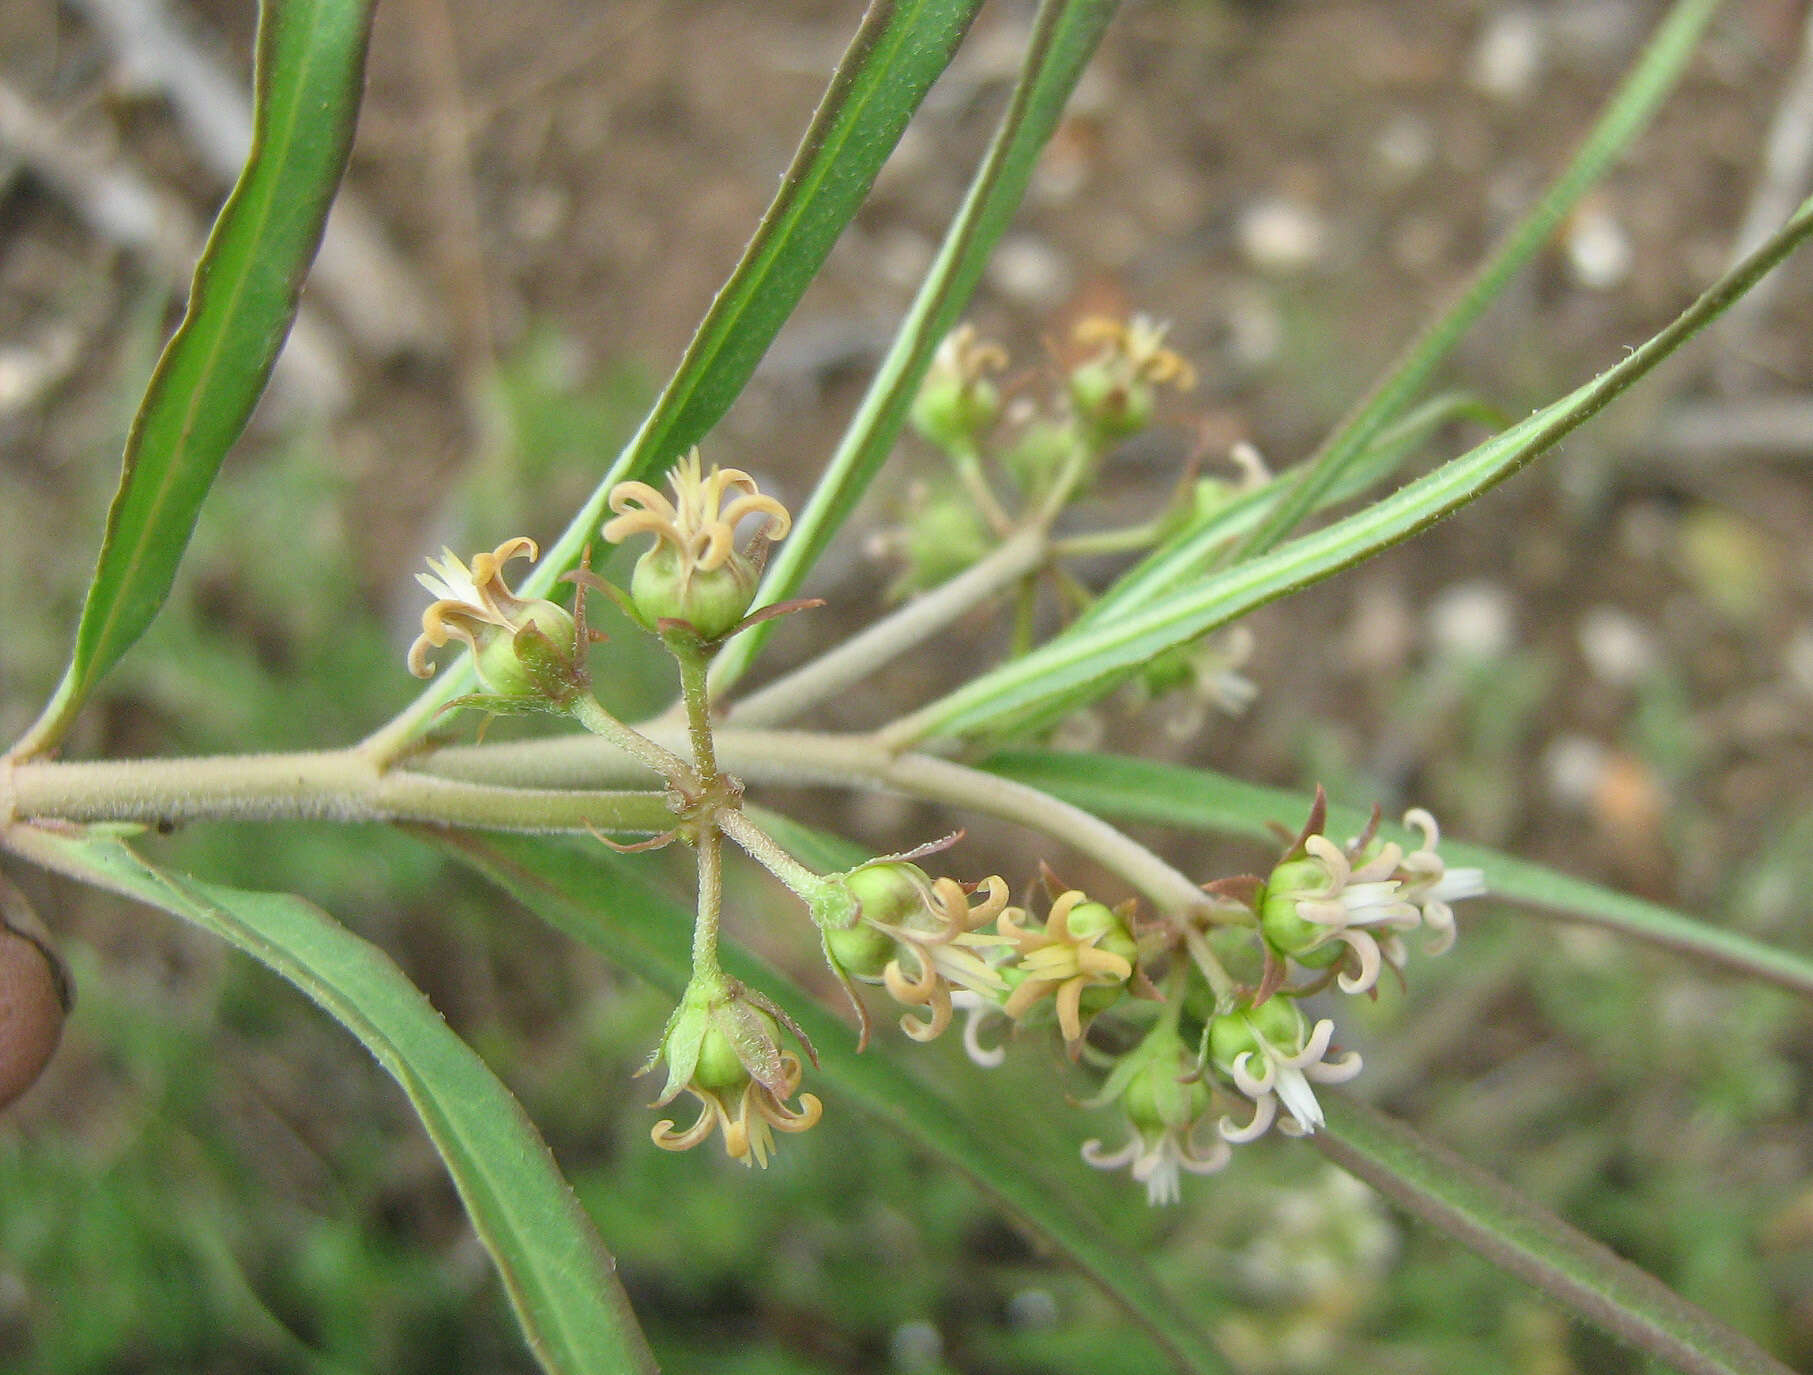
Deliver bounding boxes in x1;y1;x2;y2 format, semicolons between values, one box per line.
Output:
818;861;1147;1064
1072;792;1479;1202
890;315;1196;595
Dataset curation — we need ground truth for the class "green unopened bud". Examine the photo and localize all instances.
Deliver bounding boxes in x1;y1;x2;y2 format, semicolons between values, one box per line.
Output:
1122;1043;1212;1140
912;372;1001;452
474;600;579;699
1000;419;1080;497
1070;361;1153;441
912;324;1007;452
1208;996;1306;1078
899;492;991;593
846;864;927;927
825;863;928;980
1260;857;1345;967
629;545;760;640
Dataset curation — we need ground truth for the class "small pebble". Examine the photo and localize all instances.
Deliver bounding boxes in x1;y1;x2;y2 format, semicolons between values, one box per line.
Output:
1426;581;1516;661
1577;605;1656;687
986;234;1071;307
1469;7;1546;101
1235;197;1326;273
1566;205;1633;290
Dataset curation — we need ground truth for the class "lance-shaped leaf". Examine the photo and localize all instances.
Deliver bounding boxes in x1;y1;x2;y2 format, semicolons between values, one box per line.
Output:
14;0;375;759
369;0;986;753
710;0;1124;695
1314;1095;1793;1375
7;824;656;1375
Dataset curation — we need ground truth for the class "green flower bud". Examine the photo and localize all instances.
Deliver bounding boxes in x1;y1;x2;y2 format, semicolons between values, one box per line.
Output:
911;372;1001;452
900;492;991;593
1208;996;1306;1077
846;863;928;928
824;922;896;981
912;324;1007;452
629;543;759;640
999;418;1079;497
1259;857;1344;967
474;600;579;699
1070;360;1153;441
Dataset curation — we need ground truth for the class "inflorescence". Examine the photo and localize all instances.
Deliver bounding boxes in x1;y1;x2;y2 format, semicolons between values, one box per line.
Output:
403;320;1486;1198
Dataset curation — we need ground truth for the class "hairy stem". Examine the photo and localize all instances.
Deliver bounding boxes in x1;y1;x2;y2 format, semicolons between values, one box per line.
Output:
570;692;696;787
2;749;672;834
692;825;725;978
717;808;839;906
426;728;1220;923
721;524;1049;728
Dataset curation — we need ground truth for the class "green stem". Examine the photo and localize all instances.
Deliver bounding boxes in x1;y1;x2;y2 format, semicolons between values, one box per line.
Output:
1;749;672;835
948;442;1014;533
722;523;1049;729
569;692;695;788
1050;521;1165;558
670;639;720;783
692;824;725;979
423;728;1220;927
716;808;835;905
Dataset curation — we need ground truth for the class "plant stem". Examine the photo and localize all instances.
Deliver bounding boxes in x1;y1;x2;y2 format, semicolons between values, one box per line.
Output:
717;807;835;904
692;824;724;978
1;749;672;834
424;728;1220;925
670;640;720;783
720;523;1049;728
569;693;696;787
1050;520;1164;558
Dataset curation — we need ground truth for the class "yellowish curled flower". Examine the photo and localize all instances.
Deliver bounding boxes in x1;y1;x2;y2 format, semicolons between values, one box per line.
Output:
647;989;822;1168
651;1045;823;1169
603;450;790;637
912;323;1010;452
407;537;577;695
1072;313;1197;391
878;875;1011;1043
997;890;1137;1051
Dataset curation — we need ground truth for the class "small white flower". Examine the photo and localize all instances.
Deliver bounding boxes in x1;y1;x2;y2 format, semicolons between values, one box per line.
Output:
1210;1001;1362;1142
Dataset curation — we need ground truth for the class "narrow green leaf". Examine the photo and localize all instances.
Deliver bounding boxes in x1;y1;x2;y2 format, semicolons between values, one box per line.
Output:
1233;0;1718;561
884;194;1813;746
369;0;985;754
1313;1096;1793;1375
436;828;1232;1375
710;0;1123;695
982;749;1813;999
13;0;374;760
9;825;657;1375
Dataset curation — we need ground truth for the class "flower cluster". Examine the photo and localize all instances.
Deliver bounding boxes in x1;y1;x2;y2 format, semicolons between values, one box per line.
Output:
889;314;1198;595
1061;785;1472;1204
